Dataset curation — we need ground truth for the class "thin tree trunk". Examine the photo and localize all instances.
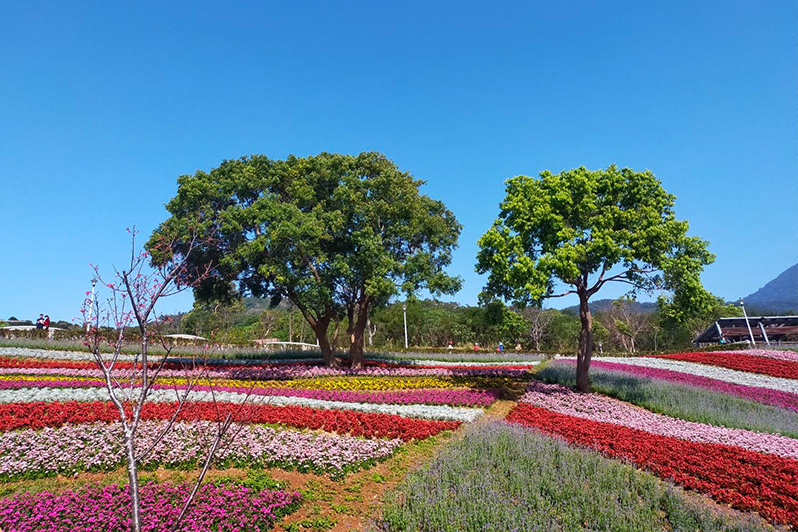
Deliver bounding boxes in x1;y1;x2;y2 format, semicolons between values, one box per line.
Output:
124;429;142;532
367;317;375;347
576;291;593;392
349;298;370;369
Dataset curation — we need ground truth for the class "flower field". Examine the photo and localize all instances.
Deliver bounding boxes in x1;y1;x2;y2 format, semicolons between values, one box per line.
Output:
3;345;798;530
652;351;798;380
0;347;511;531
508;349;798;529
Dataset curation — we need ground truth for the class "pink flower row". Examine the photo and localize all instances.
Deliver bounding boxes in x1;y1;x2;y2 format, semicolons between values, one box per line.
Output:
0;378;497;407
519;380;798;459
0;364;524;380
0;481;301;532
724;349;798;363
587;359;798;412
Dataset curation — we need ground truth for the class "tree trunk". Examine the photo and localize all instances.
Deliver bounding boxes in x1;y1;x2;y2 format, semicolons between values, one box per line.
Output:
367;317;375;347
317;333;335;367
124;429;142;532
348;298;370;369
575;291;593;392
309;315;335;367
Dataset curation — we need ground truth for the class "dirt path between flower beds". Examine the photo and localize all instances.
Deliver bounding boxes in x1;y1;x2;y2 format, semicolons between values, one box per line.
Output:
285;397;522;532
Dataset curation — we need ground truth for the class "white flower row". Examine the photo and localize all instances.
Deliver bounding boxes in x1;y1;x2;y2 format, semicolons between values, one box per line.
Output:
0;347;303;366
572;356;798;395
0;387;484;422
0;347;137;362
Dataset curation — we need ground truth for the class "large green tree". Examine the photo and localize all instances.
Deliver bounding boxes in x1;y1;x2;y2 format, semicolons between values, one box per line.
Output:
476;165;714;391
149;152;461;367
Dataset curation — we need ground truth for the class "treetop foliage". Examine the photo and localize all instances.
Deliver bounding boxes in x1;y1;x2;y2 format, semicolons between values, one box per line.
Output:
476;165;715;311
148;152;462;363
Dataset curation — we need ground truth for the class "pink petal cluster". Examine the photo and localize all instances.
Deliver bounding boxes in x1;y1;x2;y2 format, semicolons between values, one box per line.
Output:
519;380;798;459
725;349;798;363
0;420;401;479
0;481;301;531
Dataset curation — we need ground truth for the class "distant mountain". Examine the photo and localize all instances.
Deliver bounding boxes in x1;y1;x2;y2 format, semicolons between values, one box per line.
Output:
742;263;798;315
562;299;658;315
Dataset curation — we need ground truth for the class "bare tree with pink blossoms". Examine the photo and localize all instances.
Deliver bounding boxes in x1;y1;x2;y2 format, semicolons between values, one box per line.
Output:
83;227;263;532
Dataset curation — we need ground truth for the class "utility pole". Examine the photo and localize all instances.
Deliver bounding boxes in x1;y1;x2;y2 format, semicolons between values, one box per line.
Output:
85;279;97;334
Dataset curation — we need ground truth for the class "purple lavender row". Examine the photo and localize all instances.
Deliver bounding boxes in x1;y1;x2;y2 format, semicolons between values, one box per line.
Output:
582;359;798;412
0;379;498;407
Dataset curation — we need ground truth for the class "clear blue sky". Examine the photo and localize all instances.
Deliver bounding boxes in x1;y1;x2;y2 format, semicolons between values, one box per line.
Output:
1;0;795;322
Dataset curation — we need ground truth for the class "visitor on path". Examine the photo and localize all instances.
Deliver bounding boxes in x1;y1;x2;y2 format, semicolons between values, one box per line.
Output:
473;342;479;352
43;315;50;330
35;314;44;329
447;341;453;350
497;342;504;353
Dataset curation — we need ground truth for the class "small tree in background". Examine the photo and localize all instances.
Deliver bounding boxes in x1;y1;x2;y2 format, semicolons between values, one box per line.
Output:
600;297;653;353
519;307;557;352
477;165;714;391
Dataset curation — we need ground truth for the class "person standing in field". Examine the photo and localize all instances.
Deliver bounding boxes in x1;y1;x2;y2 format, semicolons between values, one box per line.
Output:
43;315;50;330
35;314;44;329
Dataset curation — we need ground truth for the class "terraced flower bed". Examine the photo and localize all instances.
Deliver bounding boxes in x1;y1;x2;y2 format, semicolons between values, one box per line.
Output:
3;346;797;530
0;348;507;531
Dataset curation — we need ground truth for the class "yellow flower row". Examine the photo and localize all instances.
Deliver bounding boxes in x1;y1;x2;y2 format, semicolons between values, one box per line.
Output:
257;376;515;391
146;376;464;390
0;373;514;392
0;374;98;383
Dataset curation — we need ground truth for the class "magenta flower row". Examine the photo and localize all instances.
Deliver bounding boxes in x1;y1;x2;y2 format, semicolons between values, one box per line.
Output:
586;359;798;412
0;481;301;532
0;363;525;380
0;379;497;407
519;380;798;459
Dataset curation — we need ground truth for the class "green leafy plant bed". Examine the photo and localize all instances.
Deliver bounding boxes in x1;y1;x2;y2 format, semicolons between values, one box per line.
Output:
364;351;544;363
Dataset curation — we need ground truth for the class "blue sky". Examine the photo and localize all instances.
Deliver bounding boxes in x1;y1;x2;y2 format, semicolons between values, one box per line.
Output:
1;0;795;322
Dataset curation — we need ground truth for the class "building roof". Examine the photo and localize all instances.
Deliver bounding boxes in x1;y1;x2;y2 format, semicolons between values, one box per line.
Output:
694;316;798;344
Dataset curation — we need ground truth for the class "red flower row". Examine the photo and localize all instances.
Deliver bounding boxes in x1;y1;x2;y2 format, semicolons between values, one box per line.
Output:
0;401;459;441
653;352;798;380
507;403;798;527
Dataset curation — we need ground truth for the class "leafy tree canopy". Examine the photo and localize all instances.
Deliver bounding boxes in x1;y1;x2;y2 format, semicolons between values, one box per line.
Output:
477;165;713;307
148;151;462;366
476;164;714;390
